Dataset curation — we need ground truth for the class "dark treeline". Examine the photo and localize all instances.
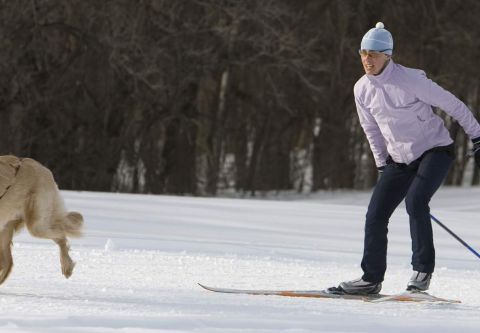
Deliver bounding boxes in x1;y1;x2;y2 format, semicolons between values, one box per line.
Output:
1;0;480;195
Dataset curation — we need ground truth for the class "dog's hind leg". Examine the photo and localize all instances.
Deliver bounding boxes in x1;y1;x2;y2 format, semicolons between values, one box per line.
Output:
54;238;75;278
0;220;21;284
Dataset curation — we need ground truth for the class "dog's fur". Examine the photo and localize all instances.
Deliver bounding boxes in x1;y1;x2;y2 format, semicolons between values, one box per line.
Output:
0;155;83;284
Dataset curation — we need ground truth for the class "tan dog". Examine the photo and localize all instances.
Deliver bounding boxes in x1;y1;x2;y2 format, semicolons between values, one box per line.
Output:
0;155;83;284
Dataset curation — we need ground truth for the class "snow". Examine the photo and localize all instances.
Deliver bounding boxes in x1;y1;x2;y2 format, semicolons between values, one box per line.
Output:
1;187;480;332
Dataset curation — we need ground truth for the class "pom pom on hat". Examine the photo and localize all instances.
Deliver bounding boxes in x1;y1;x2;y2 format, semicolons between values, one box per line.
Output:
361;22;393;55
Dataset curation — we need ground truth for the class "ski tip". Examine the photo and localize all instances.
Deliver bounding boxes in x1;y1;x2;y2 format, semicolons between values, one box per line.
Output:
198;283;230;294
198;283;213;291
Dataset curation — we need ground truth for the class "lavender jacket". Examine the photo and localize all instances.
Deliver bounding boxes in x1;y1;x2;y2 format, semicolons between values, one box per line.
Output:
354;60;480;167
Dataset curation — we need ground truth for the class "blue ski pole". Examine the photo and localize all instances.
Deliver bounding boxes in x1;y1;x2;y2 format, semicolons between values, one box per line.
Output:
430;214;480;260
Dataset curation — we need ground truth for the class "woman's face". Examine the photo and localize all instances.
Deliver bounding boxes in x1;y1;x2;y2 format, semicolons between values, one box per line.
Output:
359;50;390;75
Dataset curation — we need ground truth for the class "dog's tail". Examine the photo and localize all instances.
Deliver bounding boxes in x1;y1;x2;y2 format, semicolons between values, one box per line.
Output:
64;212;84;237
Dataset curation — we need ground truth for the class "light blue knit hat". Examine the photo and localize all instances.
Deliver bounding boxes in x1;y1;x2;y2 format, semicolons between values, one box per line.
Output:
361;22;393;55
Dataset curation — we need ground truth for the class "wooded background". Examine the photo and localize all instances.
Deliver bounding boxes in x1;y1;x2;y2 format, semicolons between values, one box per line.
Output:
1;0;480;195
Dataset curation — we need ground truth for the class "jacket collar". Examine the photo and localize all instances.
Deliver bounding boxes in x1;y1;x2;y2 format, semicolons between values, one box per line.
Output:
367;59;394;84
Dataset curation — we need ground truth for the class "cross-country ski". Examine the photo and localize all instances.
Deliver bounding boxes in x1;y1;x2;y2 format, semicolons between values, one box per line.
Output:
198;283;461;304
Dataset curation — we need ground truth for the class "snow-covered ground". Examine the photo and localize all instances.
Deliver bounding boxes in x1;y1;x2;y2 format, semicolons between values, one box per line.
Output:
1;187;480;332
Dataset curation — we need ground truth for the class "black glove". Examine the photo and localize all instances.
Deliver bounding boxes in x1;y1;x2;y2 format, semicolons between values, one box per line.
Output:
473;137;480;168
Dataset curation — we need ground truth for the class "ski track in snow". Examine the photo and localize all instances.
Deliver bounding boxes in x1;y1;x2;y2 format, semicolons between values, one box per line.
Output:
0;188;479;332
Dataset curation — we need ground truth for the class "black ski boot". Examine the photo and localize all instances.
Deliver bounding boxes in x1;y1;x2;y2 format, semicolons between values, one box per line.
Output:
328;278;382;295
406;271;432;291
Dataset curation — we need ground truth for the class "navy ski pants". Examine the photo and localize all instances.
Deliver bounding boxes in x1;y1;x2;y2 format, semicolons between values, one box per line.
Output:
361;147;454;283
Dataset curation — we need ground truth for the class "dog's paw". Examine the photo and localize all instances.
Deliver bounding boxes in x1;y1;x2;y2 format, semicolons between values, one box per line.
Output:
61;259;75;279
